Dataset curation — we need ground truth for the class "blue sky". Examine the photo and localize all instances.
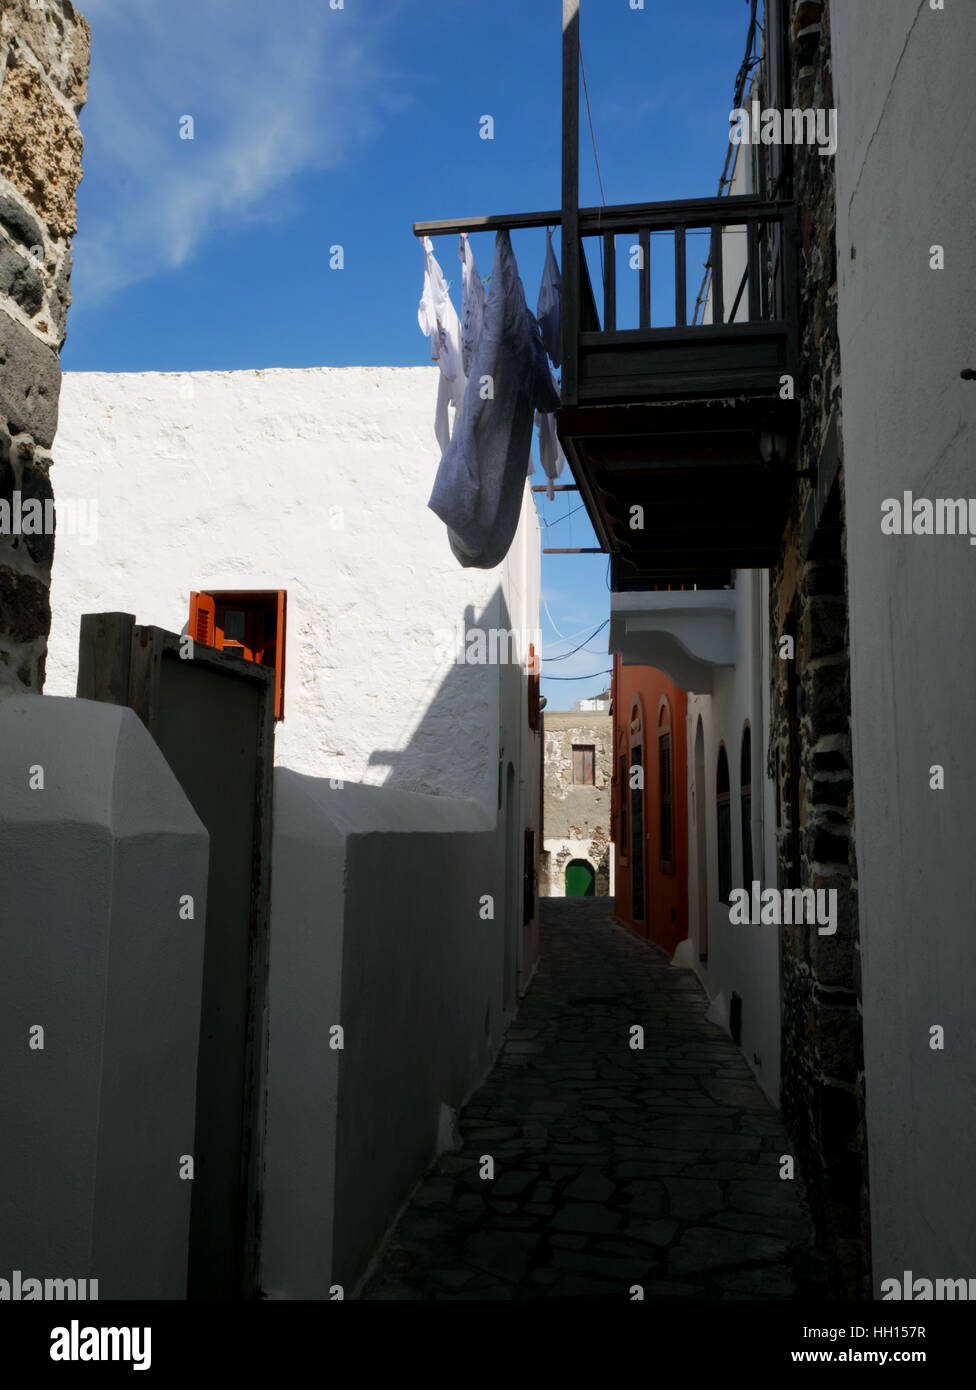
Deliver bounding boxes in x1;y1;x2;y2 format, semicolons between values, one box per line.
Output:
66;0;755;708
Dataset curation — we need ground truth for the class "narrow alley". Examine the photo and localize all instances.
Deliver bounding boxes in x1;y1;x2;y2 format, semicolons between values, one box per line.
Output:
362;898;826;1300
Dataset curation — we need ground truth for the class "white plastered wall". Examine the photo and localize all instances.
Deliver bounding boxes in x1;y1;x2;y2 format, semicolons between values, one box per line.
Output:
832;0;976;1284
47;366;541;814
684;569;780;1105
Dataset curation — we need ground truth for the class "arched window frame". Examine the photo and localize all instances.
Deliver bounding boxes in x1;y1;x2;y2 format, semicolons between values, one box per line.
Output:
716;743;732;904
740;722;754;888
658;696;674;874
629;696;645;922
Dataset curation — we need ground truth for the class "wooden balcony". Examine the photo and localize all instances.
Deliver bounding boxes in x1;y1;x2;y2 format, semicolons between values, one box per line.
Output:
413;0;800;588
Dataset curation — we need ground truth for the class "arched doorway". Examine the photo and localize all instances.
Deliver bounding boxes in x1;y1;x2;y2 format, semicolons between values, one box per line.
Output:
565;859;596;897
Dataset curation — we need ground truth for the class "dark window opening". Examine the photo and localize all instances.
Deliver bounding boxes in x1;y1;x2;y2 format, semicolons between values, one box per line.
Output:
630;743;645;921
717;744;732;903
618;753;629;858
659;701;673;872
741;724;753;887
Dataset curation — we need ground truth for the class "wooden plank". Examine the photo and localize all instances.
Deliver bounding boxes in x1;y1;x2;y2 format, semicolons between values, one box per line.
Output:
413;196;788;241
710;224;724;325
76;611;135;705
639;228;650;328
579;196;784;234
578;320;788;346
561;0;580;406
674;226;687;326
603;231;616;332
413;209;561;237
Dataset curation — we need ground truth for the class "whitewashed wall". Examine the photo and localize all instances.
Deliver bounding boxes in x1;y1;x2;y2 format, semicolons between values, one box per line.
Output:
683;569;780;1105
48;366;541;814
48;366;545;1296
833;0;976;1288
0;695;208;1299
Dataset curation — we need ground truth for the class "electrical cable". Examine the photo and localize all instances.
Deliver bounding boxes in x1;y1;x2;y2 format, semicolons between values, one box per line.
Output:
542;618;610;662
545;669;614;681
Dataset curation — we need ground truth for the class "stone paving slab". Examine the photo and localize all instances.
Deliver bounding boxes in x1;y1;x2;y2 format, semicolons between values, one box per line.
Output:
361;898;828;1301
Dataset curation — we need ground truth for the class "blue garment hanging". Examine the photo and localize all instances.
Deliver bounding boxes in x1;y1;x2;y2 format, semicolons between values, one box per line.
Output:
428;229;560;569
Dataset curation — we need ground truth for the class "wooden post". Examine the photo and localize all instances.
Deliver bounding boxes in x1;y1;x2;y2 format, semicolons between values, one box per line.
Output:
639;228;650;328
603;231;616;332
747;220;761;321
710;224;724;325
674;225;687;327
561;0;580;405
76;612;135;705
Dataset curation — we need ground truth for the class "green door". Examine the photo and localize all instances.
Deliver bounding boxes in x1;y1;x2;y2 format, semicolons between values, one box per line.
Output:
565;859;595;897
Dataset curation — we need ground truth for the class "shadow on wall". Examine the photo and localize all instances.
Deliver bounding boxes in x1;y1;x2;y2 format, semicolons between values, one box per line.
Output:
367;593;530;808
263;586;543;1298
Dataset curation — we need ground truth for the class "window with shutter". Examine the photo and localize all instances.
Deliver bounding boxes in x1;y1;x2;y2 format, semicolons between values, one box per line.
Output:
188;589;288;722
572;745;595;785
527;643;541;731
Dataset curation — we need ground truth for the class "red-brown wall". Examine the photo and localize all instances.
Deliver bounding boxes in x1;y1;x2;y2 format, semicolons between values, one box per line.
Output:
610;655;688;957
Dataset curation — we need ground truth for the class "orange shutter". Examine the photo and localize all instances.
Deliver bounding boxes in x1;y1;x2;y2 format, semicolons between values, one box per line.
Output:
189;591;216;647
528;643;541;731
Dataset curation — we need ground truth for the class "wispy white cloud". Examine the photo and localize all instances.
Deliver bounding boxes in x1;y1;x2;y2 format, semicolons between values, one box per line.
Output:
74;0;406;301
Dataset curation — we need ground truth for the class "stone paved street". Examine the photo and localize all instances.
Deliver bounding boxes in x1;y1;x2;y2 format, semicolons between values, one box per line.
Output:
361;898;827;1300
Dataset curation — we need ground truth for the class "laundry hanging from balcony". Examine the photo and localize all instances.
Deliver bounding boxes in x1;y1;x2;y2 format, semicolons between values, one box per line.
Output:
418;235;466;454
458;232;485;378
428;228;560;569
535;226;565;500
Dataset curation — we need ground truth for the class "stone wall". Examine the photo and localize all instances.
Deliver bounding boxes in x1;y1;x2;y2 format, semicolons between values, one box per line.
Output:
767;0;870;1299
541;712;612;895
0;0;89;693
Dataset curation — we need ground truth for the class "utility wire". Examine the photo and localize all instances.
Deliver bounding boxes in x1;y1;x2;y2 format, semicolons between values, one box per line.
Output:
579;42;607;208
545;668;614;681
543;619;610;663
539;502;586;529
694;0;762;326
579;37;608;297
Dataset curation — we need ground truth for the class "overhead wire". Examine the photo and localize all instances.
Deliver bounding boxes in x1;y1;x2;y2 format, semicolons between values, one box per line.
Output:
694;0;762;325
543;618;610;663
545;669;614;682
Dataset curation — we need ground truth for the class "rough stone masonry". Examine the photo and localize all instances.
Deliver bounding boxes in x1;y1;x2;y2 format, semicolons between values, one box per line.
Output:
0;0;89;693
768;0;871;1299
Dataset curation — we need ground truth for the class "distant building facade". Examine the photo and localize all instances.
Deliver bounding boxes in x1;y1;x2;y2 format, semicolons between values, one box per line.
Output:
541;710;612;897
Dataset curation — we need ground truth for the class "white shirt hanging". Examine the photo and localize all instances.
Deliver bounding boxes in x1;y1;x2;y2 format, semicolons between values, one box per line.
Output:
535;395;565;501
418;236;465;452
537;227;562;368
